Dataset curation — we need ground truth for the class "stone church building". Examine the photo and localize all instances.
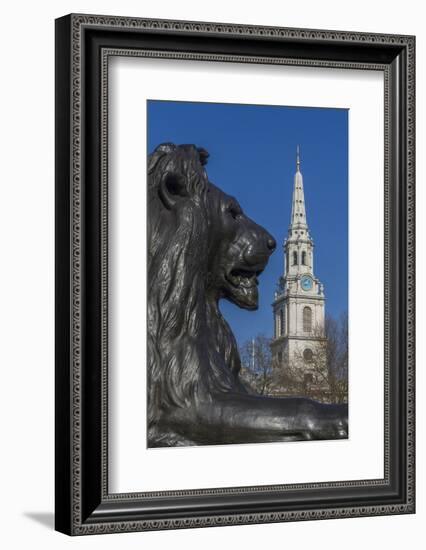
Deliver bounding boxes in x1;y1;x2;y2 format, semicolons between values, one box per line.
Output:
271;147;326;379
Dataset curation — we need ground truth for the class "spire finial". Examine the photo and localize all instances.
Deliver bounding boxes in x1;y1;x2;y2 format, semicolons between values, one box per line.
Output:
296;145;300;171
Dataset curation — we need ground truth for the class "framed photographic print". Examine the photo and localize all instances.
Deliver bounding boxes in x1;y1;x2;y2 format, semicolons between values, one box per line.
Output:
55;14;415;535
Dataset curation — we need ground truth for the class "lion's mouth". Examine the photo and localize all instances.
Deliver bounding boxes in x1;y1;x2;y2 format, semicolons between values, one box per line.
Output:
226;268;262;289
221;262;267;310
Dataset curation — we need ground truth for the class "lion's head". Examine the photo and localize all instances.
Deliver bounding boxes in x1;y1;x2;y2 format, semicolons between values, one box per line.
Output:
206;182;276;310
147;143;275;442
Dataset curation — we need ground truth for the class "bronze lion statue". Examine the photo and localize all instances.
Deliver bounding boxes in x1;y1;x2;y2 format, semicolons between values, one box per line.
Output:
147;143;348;447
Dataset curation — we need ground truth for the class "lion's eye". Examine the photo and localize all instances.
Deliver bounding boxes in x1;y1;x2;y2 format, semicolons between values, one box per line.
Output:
228;204;242;220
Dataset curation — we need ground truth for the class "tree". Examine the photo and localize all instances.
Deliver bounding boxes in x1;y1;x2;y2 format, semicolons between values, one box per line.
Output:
273;312;348;404
239;334;274;395
325;312;348;403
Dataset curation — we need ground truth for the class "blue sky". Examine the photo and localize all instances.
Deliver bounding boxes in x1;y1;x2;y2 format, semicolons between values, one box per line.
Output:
147;100;348;348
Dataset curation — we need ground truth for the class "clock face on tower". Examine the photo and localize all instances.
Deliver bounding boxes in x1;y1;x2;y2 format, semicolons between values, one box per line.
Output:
301;275;313;291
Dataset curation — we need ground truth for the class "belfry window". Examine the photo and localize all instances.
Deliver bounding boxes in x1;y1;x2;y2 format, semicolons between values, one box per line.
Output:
280;309;285;336
301;251;306;265
303;306;312;332
292;251;298;265
303;348;313;362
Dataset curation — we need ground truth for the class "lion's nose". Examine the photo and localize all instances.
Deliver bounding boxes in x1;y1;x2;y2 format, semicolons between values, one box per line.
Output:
266;236;276;251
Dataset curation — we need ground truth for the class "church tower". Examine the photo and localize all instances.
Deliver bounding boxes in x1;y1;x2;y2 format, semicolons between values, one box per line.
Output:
271;147;326;375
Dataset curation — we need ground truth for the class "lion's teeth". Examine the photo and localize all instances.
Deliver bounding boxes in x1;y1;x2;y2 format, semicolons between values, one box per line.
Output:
241;276;254;288
227;271;258;289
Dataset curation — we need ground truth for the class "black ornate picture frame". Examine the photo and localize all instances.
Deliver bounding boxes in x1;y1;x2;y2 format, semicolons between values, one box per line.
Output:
55;13;415;535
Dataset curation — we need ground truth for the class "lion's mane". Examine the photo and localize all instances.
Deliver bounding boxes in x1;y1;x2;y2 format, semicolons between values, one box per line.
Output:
147;144;244;439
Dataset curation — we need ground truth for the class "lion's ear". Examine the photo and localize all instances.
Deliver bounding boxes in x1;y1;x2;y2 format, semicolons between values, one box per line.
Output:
158;171;188;210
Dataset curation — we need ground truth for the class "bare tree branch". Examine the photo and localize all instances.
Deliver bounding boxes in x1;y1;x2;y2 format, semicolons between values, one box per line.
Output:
239;334;273;395
272;313;348;404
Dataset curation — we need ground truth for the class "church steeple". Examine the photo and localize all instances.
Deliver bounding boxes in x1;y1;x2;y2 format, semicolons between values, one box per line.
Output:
271;146;326;372
290;145;308;234
283;146;315;277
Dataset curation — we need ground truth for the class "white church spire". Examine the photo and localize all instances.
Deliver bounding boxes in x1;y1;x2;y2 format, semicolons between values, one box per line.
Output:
290;145;308;233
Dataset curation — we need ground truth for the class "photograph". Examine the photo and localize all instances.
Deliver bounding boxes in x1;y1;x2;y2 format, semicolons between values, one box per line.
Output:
52;11;415;536
147;100;349;447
